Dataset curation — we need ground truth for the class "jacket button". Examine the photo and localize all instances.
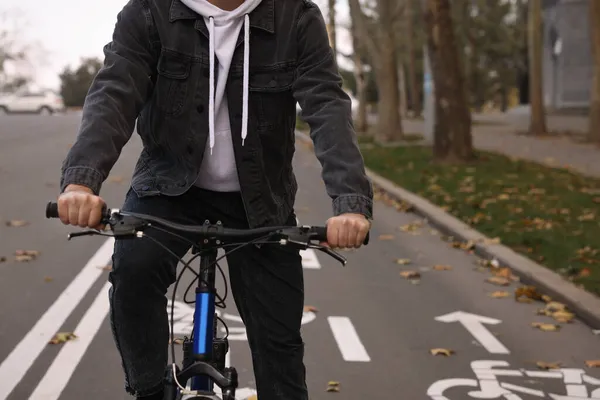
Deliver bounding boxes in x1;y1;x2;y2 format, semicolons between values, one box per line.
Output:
197;104;204;113
269;79;277;87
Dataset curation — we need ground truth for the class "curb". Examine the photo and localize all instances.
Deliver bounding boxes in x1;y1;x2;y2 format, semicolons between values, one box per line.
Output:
295;131;600;330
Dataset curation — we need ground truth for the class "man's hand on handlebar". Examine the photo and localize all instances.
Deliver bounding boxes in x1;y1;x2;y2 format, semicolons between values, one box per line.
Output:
57;184;106;230
325;213;371;249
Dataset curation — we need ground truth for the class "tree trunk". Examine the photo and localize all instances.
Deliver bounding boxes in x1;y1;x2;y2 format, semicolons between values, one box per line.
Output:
588;0;600;144
405;0;421;116
354;58;368;133
348;0;403;142
528;0;547;135
351;21;368;133
327;0;337;58
375;44;403;142
399;63;408;118
424;0;473;162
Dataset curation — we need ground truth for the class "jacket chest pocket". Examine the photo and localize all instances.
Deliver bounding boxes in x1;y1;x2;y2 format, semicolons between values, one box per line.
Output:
249;69;295;128
154;50;196;116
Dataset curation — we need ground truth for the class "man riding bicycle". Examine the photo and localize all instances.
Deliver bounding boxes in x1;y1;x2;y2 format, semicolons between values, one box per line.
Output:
55;0;373;399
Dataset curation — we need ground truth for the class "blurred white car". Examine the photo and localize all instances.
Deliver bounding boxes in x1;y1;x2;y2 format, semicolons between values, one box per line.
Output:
296;90;359;116
0;90;65;115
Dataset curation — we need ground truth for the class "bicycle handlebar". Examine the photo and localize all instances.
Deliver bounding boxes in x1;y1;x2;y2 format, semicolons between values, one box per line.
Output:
45;202;369;265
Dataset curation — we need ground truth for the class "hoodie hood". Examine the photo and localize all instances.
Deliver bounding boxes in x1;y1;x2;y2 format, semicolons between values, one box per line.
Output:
180;0;263;154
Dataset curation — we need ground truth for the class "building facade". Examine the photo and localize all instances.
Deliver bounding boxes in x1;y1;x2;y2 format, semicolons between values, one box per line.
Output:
542;0;591;109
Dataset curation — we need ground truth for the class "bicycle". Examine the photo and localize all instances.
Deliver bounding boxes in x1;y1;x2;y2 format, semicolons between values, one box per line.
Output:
45;202;369;400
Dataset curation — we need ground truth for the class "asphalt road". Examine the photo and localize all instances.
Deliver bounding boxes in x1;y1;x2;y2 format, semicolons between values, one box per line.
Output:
0;113;599;400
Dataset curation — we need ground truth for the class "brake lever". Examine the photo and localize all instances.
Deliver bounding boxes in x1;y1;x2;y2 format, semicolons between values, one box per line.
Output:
67;230;114;240
309;244;347;266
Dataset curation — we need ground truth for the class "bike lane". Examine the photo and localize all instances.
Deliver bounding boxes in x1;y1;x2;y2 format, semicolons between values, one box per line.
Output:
1;128;599;400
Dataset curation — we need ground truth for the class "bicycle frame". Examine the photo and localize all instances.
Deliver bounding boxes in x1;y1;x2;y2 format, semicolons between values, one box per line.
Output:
188;245;226;392
164;240;237;400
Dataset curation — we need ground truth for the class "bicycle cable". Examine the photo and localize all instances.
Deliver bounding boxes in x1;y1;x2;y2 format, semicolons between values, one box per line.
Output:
139;229;275;367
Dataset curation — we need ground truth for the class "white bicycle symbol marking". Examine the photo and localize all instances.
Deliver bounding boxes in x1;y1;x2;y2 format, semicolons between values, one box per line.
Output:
428;360;600;399
166;300;317;341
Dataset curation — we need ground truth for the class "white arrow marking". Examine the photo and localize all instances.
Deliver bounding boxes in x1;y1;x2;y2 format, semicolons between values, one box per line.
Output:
435;311;510;354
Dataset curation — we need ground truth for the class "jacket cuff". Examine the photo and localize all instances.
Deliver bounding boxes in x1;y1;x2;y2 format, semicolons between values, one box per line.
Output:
332;194;373;220
60;166;104;195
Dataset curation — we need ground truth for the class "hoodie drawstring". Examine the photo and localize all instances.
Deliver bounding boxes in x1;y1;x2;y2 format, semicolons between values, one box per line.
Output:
207;14;250;155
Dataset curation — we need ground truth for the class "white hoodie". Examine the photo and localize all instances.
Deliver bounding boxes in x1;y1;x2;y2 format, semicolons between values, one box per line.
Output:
181;0;263;191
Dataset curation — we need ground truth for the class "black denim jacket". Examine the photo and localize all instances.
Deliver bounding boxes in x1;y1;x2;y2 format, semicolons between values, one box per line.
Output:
60;0;373;228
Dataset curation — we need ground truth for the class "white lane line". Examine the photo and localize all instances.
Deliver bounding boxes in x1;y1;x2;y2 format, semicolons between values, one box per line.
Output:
0;237;114;400
327;316;370;362
300;249;321;269
29;281;111;399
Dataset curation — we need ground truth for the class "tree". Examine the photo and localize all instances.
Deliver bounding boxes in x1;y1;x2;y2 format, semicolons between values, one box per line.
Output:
404;0;421;117
588;0;600;144
527;0;547;135
59;58;102;107
451;1;525;112
348;0;403;142
327;0;337;59
348;16;369;133
424;0;473;162
0;10;41;92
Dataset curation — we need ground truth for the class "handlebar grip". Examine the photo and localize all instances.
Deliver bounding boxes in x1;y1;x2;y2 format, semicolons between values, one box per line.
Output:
313;226;328;242
45;202;109;221
312;226;370;245
46;202;59;218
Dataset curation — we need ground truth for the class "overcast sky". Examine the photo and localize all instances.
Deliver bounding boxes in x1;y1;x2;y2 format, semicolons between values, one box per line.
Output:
3;0;352;90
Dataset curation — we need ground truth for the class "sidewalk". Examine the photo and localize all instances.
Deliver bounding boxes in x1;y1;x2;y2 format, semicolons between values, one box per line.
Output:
401;113;600;179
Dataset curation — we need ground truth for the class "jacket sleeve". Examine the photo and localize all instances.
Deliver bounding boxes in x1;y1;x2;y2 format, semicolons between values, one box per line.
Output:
60;0;159;194
291;1;373;219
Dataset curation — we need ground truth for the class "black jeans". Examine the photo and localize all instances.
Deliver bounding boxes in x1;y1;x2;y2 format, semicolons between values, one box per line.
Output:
108;187;308;399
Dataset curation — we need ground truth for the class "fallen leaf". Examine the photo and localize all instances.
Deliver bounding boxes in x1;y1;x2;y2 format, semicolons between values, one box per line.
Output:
515;286;543;302
14;250;40;262
400;270;421;279
489;291;510;298
108;175;124;183
541;294;553;303
433;265;452;271
536;361;561;370
325;381;340;392
303;305;318;313
545;302;568;312
578;268;592;278
531;322;561;332
49;332;77;344
6;220;29;227
486;276;510;286
378;234;395;241
395;258;411;265
551;310;575;323
483;237;501;245
430;348;454;356
44;276;54;283
98;264;112;271
399;221;423;232
494;268;518;281
585;360;600;368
